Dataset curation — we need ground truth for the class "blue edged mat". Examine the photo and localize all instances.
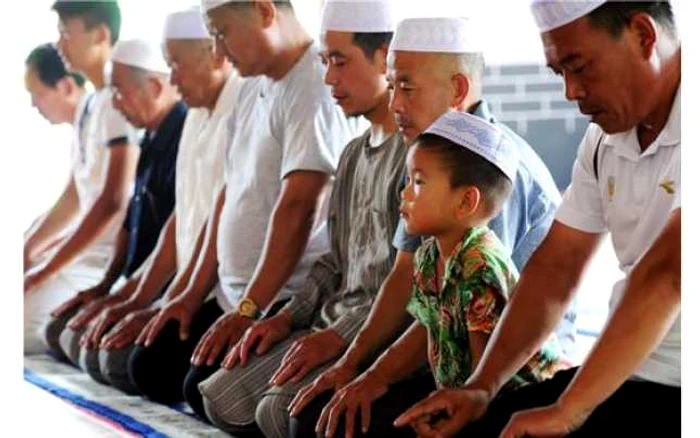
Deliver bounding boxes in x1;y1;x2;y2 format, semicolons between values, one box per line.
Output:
25;367;167;438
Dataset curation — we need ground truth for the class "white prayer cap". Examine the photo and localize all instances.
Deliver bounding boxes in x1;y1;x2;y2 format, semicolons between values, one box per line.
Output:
321;0;399;33
423;111;519;182
202;0;231;14
530;0;606;33
111;39;170;74
389;17;482;54
163;6;211;41
201;0;231;13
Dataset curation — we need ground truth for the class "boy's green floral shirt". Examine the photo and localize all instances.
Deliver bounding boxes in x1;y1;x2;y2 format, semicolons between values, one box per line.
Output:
407;226;563;390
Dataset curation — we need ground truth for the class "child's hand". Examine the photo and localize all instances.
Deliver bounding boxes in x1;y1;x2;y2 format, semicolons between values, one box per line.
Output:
394;386;491;437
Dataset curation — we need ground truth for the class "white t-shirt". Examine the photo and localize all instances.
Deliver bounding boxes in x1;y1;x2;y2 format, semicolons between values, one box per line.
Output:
215;43;363;310
556;88;681;386
71;87;140;250
174;72;244;267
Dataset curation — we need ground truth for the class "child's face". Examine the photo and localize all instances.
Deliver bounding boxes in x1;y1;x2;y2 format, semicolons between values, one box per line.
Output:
400;145;464;236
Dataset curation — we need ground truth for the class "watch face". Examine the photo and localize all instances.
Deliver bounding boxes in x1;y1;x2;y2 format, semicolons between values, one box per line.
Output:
239;300;256;316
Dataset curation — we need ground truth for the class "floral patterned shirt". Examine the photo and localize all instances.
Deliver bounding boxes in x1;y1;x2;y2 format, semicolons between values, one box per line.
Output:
407;226;562;390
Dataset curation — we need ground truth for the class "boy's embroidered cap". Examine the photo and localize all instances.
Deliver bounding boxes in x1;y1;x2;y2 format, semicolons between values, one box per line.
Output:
423;111;519;182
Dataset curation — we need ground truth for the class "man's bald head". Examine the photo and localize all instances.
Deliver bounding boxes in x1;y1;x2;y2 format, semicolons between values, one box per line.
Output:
387;49;485;143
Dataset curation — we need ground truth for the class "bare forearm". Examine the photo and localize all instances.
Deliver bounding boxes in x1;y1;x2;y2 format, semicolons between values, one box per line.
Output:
368;321;428;386
40;194;124;278
25;181;80;258
129;215;178;306
470;248;585;398
243;200;316;309
559;212;681;415
344;253;414;369
560;274;679;415
97;229;130;290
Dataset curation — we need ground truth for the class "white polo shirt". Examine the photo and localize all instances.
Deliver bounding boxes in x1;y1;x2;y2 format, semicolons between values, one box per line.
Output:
174;71;244;267
556;88;681;386
71;87;140;253
215;43;363;310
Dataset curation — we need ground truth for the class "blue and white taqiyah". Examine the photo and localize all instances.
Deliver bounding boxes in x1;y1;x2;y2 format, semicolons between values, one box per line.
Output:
423;111;520;182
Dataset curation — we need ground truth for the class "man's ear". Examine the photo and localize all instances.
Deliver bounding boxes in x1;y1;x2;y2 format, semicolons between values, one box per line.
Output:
55;76;75;97
92;23;112;47
255;0;277;29
628;12;658;60
451;72;471;109
374;44;389;74
212;43;229;69
147;76;164;99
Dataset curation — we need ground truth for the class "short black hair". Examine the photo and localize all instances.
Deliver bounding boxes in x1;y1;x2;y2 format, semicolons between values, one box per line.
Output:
51;1;122;45
352;32;393;60
587;1;676;39
26;43;85;88
415;133;513;214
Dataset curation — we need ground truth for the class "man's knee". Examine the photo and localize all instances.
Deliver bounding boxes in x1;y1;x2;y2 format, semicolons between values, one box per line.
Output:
99;347;138;394
256;395;293;438
80;346;109;384
41;315;71;360
289;391;333;438
58;327;84;367
200;371;258;429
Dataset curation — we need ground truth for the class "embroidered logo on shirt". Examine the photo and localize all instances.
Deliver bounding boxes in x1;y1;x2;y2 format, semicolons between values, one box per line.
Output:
607;176;615;200
659;180;675;195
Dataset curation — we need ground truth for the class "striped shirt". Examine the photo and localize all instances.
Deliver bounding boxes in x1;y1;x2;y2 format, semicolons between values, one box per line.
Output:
282;130;407;341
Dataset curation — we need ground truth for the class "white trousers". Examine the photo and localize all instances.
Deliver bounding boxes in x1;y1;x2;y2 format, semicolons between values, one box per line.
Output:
24;246;109;355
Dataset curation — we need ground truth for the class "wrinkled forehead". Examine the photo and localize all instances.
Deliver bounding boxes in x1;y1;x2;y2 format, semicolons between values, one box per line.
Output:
387;50;435;81
540;17;601;68
110;62;136;88
164;39;212;61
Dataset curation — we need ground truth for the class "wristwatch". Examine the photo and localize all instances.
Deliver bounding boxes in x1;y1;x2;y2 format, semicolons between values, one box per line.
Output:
237;297;261;319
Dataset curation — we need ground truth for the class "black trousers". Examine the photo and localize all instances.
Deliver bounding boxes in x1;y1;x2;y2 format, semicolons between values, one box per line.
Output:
457;367;681;437
127;298;224;405
289;370;436;438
